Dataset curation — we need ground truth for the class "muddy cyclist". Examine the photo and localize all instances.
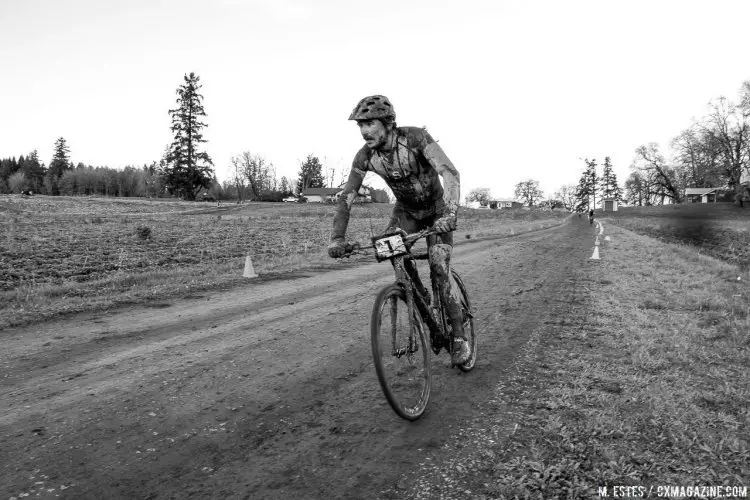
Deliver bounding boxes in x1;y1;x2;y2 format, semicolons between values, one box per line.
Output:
327;95;471;366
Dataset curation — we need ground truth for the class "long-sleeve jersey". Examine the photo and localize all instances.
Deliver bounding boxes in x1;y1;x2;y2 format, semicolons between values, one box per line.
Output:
332;126;460;240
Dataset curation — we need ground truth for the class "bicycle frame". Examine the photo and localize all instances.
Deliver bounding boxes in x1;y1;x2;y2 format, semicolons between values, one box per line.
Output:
387;241;449;355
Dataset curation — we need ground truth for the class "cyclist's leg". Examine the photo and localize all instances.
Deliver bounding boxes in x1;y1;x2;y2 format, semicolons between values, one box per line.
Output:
427;230;466;347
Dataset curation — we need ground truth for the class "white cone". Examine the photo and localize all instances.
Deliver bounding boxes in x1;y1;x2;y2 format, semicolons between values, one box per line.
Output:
243;255;258;278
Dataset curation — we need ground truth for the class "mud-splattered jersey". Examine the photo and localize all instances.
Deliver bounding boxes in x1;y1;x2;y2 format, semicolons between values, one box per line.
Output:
333;126;460;240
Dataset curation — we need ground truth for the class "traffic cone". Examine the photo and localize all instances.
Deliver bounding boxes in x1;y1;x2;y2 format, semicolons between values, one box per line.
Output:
243;255;258;278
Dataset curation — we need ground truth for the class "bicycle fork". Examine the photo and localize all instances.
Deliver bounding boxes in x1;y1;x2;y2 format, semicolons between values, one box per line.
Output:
392;260;420;358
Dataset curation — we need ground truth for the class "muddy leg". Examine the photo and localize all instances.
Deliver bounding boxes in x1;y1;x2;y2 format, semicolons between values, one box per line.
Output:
428;243;464;340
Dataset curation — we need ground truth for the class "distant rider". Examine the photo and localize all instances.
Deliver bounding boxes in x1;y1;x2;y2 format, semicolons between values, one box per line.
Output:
327;95;470;365
588;208;594;224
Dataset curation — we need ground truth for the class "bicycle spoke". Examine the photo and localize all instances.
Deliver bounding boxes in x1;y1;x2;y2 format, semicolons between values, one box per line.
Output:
371;285;431;420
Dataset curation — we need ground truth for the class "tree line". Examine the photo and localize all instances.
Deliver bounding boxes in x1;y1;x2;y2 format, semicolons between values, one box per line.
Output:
465;164;621;212
624;80;750;205
465;79;750;210
1;72;385;202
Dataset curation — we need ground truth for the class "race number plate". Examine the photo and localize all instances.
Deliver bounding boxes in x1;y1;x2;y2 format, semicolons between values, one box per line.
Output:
373;234;408;261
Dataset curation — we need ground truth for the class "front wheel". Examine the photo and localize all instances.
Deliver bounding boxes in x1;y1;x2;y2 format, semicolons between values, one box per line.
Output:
371;284;431;420
452;270;477;372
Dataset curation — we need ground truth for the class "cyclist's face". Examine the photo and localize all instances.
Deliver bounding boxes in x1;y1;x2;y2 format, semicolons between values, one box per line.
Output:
357;119;388;149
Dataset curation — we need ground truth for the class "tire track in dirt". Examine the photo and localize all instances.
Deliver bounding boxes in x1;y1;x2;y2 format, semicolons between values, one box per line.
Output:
390;216;602;498
0;217;595;499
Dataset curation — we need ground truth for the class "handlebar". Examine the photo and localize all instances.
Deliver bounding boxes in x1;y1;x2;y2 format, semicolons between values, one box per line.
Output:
340;228;437;258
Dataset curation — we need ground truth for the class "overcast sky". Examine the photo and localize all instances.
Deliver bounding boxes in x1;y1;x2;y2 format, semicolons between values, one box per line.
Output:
2;0;750;199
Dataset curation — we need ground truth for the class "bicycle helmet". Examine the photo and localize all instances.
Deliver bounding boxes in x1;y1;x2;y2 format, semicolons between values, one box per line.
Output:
348;95;396;121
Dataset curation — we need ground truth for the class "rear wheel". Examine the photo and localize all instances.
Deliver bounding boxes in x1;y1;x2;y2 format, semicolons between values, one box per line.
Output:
371;284;431;420
452;270;477;372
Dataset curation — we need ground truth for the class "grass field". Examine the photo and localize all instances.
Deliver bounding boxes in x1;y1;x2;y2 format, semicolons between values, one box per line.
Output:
458;204;750;497
601;203;750;270
0;195;569;329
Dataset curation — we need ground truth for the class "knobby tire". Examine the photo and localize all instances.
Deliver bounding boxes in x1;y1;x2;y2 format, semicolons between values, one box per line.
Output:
370;284;431;420
452;269;477;372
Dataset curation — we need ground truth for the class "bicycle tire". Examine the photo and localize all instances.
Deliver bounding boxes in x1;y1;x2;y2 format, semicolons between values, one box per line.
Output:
452;270;477;372
371;284;431;420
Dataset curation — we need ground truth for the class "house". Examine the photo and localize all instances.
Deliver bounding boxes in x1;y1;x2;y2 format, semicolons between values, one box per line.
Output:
489;199;523;209
300;187;341;203
602;198;619;211
685;188;717;203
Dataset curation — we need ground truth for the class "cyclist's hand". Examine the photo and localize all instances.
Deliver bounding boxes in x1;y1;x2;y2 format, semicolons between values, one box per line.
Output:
327;238;348;258
433;214;457;234
385;226;407;237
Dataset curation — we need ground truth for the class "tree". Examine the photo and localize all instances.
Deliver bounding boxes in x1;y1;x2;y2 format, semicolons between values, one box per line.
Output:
230;152;275;200
553;184;578;211
296;154;324;193
279;176;293;197
229;154;248;202
48;138;70;176
631;143;682;204
162;72;215;200
8;172;27;193
23;150;47;194
465;187;492;207
0;157;19;187
671;126;724;189
624;171;647;206
599;157;623;202
574;158;598;211
513;179;544;207
699;91;750;195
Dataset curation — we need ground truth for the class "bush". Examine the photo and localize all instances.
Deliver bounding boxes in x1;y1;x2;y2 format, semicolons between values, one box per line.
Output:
8;172;27;193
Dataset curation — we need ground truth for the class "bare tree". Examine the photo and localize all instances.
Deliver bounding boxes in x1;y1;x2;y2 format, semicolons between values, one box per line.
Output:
553;184;577;211
671;126;724;190
513;179;544;207
631;143;682;204
698;93;750;191
465;187;492;207
229;155;247;202
230;152;275;200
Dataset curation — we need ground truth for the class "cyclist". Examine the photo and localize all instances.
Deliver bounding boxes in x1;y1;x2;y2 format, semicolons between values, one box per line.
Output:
588;208;594;224
327;95;470;365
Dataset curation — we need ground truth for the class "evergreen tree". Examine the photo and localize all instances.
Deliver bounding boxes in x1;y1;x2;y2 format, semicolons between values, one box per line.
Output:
0;157;20;186
599;156;623;202
574;158;598;211
48;138;71;177
162;72;214;200
279;176;293;197
22;151;47;194
296;154;325;193
47;138;71;194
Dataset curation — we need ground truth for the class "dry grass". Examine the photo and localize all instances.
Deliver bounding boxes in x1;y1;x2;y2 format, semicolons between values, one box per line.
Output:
602;203;750;270
0;196;569;329
469;221;749;498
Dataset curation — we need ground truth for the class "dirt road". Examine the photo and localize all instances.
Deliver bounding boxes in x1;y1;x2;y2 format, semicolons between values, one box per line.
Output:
1;215;598;499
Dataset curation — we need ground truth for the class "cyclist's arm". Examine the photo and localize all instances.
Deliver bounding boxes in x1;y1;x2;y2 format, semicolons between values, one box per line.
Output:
332;154;368;241
422;136;460;215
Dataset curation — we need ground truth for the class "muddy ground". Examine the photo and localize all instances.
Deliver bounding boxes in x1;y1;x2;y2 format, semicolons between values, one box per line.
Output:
1;215;598;499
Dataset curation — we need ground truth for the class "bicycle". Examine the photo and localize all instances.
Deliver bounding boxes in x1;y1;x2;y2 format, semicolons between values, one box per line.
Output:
343;228;477;420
